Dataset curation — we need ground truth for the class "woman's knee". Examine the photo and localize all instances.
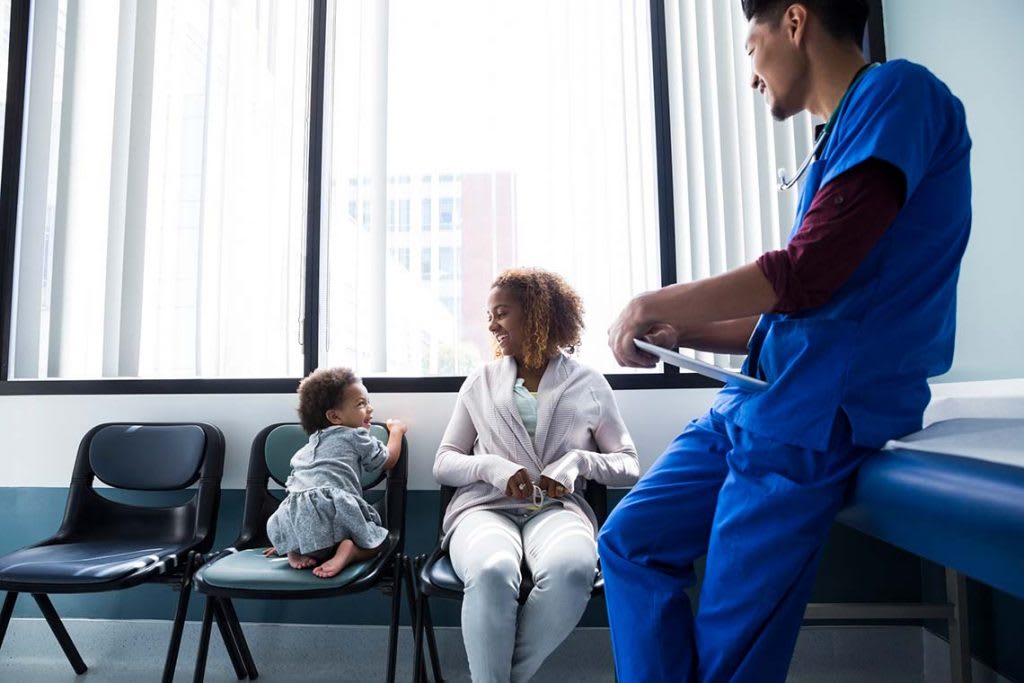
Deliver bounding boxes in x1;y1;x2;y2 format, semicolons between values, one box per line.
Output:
463;553;522;595
535;558;597;593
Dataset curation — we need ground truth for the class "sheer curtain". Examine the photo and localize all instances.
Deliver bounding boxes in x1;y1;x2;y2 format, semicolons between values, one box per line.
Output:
666;0;815;368
10;0;311;379
322;0;661;376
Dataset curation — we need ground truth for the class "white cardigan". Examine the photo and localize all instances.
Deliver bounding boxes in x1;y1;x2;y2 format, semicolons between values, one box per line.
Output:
434;352;640;542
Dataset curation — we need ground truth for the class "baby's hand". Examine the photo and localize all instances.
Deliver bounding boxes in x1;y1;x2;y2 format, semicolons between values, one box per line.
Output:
262;547;279;557
385;419;408;435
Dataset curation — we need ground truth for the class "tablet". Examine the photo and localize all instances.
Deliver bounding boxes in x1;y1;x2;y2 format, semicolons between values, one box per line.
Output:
633;338;769;393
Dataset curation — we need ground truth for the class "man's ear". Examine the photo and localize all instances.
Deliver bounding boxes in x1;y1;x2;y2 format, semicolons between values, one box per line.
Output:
783;3;809;46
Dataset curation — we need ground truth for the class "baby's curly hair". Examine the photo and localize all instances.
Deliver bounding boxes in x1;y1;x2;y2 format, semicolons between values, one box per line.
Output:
490;268;584;369
297;367;360;434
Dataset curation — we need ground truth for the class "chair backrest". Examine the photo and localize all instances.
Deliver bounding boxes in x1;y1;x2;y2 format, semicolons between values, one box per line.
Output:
59;422;225;551
236;422;407;552
436;479;609;539
90;424;207;490
263;424;388;489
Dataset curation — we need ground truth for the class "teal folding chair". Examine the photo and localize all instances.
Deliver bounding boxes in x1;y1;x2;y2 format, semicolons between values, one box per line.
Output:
192;422;412;682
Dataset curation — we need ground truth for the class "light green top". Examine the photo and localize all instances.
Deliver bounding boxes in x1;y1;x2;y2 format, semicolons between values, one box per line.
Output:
513;377;538;438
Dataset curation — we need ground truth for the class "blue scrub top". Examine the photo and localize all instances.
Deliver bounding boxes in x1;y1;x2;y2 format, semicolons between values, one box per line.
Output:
714;60;972;451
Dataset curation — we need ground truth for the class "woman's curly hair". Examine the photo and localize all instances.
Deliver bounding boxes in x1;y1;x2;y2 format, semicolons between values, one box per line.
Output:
490;268;584;369
297;366;360;434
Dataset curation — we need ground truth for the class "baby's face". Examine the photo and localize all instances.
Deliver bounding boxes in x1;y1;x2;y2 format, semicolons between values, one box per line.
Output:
326;382;373;430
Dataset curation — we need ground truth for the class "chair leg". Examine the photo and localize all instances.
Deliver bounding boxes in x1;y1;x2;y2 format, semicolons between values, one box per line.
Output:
418;556;444;683
31;593;87;674
193;598;216;683
162;561;195;683
421;592;444;683
412;569;427;683
0;592;18;650
219;597;259;679
411;556;444;683
211;598;248;680
403;559;429;683
385;555;404;683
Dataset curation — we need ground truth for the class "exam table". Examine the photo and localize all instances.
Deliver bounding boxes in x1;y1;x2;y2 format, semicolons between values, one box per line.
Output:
805;382;1024;683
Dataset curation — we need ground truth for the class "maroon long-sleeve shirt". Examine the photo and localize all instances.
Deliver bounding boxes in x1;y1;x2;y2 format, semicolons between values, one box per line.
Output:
757;158;906;314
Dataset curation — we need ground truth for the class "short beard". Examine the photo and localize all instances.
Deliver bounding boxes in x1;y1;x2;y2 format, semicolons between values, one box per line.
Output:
770;99;797;121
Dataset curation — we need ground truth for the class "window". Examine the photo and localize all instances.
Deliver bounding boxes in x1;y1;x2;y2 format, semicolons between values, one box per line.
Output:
398;199;410;231
322;0;660;376
396;247;410;270
438;197;455;230
421;197;431;231
2;0;820;387
438;246;458;281
420;247;432;281
8;0;311;379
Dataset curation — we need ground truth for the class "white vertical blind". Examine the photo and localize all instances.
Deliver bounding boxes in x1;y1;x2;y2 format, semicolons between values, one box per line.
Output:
666;0;815;368
10;0;311;379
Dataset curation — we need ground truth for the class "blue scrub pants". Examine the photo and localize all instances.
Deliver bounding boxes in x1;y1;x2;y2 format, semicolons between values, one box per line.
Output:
598;409;872;682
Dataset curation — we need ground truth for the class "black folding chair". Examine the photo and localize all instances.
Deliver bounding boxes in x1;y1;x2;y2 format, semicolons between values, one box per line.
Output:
0;422;225;683
191;422;413;683
411;481;609;683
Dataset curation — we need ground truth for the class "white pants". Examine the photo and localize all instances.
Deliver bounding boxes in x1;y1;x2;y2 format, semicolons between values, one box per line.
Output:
448;506;599;683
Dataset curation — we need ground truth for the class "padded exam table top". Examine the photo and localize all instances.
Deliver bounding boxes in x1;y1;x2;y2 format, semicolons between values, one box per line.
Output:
838;415;1024;599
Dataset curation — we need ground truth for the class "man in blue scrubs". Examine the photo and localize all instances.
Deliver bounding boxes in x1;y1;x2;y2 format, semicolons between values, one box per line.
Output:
600;1;972;681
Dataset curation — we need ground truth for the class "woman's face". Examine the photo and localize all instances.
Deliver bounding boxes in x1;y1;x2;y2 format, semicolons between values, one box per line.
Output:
486;286;526;359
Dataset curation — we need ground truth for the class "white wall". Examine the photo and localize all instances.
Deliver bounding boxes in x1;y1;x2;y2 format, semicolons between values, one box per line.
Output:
883;0;1024;382
0;388;720;489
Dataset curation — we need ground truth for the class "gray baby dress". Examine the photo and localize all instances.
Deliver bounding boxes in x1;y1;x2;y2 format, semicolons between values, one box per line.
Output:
266;425;389;556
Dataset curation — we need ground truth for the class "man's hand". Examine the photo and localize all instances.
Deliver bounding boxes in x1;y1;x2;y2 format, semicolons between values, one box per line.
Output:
609;292;666;368
505;468;533;500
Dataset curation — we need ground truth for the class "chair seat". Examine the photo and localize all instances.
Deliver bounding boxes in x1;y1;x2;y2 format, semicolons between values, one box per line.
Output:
421;551;604;599
0;540;190;585
196;548;374;592
423;553;464;593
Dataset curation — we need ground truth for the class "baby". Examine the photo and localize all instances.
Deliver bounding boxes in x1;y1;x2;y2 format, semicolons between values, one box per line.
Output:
264;367;406;578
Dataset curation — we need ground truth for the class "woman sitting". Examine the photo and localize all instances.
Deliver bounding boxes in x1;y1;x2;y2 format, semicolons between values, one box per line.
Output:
434;267;640;682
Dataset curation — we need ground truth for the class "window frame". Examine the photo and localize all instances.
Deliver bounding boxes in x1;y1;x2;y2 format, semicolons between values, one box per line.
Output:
0;0;884;395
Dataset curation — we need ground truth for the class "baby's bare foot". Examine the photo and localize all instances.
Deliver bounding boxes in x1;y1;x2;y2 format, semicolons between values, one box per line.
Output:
312;556;350;578
286;551;317;569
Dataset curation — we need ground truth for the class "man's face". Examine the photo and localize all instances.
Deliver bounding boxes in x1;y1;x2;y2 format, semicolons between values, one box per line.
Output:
745;13;808;121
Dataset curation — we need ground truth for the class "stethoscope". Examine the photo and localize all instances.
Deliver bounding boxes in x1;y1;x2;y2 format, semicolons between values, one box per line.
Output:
777;62;878;192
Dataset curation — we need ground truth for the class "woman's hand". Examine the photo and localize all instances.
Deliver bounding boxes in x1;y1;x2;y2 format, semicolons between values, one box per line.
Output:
539;475;568;498
505;468;533;499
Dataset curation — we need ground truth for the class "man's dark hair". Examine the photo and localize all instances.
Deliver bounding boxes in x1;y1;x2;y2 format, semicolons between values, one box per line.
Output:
297;366;360;434
741;0;869;46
